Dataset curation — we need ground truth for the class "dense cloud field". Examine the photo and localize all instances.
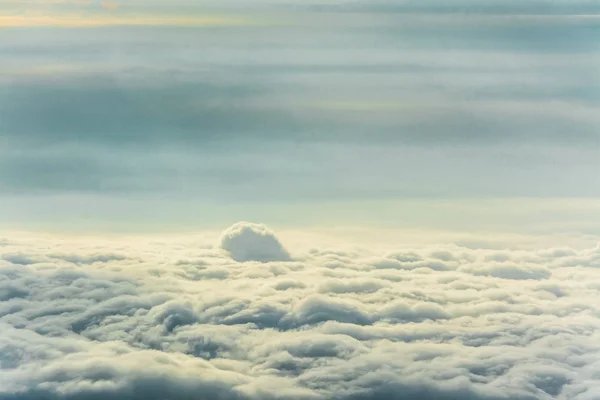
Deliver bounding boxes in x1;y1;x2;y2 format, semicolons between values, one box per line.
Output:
1;222;600;400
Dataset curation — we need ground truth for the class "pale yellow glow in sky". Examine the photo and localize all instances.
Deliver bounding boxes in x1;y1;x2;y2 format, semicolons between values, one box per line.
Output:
0;13;268;27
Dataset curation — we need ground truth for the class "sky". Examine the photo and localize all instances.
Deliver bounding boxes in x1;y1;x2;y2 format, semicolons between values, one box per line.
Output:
2;2;600;400
1;0;599;233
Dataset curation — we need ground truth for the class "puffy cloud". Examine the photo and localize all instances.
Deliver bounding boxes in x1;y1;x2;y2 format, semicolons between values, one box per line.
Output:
460;262;552;280
1;226;600;399
50;253;129;265
219;222;291;262
317;278;387;294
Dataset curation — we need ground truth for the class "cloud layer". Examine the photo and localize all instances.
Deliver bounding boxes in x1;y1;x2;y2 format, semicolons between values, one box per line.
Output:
1;224;600;399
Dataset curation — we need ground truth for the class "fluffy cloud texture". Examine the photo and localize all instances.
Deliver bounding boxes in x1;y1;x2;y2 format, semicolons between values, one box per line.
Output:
219;222;291;262
1;224;600;399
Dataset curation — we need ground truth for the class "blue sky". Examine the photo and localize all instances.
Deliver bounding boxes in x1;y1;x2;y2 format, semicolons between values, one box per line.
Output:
0;0;599;232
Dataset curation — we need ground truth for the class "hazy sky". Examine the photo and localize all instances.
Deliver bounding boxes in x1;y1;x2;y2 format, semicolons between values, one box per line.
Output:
1;0;599;232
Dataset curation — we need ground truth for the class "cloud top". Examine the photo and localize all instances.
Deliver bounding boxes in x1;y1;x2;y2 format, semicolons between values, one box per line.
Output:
1;229;600;399
219;222;291;262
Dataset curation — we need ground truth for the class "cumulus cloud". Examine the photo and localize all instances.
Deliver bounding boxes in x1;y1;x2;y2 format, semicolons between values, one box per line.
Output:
1;225;600;399
460;262;552;281
219;222;291;262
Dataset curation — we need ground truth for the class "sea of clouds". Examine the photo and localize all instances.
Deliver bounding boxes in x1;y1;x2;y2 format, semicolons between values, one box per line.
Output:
1;222;600;400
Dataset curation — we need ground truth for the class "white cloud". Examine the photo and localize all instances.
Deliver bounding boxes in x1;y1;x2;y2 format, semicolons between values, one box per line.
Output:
219;222;292;262
459;262;552;280
0;225;600;399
